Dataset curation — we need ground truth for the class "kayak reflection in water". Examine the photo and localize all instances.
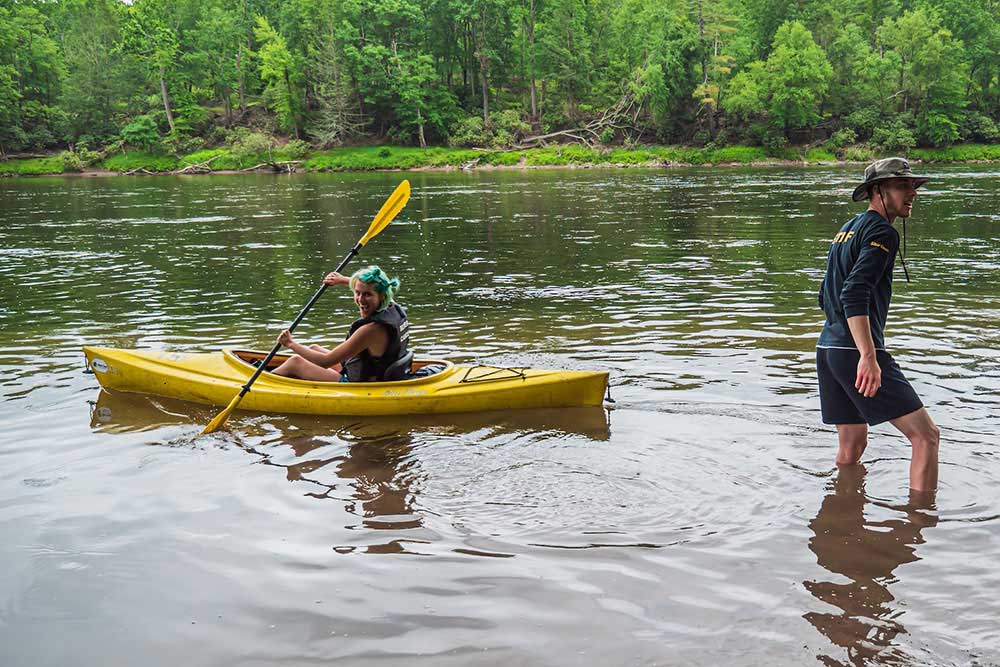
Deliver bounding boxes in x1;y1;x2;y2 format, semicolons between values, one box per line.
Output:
273;265;411;382
804;464;937;666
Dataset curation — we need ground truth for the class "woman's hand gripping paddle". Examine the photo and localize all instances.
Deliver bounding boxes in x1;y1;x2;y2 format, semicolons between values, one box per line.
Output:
201;180;411;434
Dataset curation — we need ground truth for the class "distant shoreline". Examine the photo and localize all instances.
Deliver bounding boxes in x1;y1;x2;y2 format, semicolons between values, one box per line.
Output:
4;144;1000;178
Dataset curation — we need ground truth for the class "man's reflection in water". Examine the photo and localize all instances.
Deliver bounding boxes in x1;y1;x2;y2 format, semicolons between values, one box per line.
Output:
275;426;423;554
804;464;938;666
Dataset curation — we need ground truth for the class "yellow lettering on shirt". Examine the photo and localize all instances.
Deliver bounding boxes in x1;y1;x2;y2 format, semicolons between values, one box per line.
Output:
870;241;890;252
832;230;856;244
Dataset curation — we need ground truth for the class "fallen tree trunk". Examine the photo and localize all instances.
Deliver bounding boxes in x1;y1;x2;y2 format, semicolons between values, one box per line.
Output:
238;160;303;173
1;153;50;160
172;154;222;175
517;90;644;149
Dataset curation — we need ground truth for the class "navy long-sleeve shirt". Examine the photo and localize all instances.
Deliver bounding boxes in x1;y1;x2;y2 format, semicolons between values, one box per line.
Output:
818;211;899;350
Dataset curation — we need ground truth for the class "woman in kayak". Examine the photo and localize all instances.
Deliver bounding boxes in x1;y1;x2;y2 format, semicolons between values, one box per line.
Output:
272;265;411;382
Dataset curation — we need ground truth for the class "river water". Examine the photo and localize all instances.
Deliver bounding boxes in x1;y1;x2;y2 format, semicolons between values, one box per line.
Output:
1;167;998;666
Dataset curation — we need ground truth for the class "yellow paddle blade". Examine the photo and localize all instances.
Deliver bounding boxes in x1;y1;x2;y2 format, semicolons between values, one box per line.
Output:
201;393;243;434
359;180;410;246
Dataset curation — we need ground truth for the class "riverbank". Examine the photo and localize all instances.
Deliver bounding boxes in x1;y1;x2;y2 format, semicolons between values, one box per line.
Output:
3;143;1000;177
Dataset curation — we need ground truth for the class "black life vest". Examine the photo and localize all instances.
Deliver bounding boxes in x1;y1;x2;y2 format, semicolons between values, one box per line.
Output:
342;303;410;382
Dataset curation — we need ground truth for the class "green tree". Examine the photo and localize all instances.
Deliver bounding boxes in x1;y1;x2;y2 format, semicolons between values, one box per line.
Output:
187;1;244;124
391;50;444;147
877;8;968;145
467;0;514;122
766;21;832;133
0;3;66;150
117;0;181;133
932;0;999;116
120;114;160;150
826;25;875;116
610;0;697;137
518;0;542;123
725;21;831;139
334;0;458;143
725;60;767;119
691;0;738;137
254;15;304;137
537;0;593;121
0;6;25;153
0;64;22;154
51;0;130;143
308;36;367;146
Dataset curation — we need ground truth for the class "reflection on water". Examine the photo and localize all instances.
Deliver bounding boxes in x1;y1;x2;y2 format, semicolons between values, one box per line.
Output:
275;428;425;553
88;388;612;441
89;388;612;556
805;464;938;666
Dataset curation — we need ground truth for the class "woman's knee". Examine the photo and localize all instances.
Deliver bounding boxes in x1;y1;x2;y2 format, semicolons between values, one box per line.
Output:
274;355;305;377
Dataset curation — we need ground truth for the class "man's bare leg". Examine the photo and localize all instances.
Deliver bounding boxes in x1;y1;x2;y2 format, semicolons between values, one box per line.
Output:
836;423;868;465
890;408;940;493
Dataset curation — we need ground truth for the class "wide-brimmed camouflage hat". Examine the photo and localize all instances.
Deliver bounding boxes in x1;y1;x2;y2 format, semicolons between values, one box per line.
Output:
851;157;929;201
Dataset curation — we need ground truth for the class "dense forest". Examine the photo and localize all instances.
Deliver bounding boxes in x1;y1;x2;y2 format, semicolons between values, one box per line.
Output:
1;0;998;159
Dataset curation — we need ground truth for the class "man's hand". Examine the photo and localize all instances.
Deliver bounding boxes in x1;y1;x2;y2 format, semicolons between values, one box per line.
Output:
846;315;881;398
855;354;881;398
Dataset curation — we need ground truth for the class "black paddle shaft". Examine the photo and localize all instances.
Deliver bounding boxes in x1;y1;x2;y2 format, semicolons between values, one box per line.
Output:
236;243;362;397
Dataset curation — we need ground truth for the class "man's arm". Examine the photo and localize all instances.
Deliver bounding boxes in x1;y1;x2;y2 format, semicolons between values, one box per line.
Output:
847;315;880;398
839;226;897;399
839;228;897;319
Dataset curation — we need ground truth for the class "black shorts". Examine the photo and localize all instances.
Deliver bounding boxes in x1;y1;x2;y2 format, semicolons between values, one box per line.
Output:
816;347;923;426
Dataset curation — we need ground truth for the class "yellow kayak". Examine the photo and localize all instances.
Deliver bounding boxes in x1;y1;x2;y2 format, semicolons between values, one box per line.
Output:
82;346;608;416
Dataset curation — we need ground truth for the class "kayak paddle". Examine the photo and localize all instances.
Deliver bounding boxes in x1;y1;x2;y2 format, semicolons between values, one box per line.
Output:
201;179;411;434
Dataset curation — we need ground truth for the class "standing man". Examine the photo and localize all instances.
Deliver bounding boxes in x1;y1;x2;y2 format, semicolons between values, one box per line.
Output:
816;157;940;496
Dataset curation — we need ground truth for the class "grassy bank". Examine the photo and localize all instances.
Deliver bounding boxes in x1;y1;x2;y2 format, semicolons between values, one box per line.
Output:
3;143;1000;177
0;155;74;176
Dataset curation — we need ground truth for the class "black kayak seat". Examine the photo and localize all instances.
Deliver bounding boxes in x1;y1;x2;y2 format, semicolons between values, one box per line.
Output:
408;362;447;379
383;350;414;382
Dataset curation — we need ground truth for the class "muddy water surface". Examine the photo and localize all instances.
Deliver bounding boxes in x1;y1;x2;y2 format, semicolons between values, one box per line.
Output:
1;167;998;666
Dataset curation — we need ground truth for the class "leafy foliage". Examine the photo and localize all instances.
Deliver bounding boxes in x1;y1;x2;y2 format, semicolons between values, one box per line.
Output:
0;0;996;156
724;21;832;140
870;122;917;155
120;115;160;150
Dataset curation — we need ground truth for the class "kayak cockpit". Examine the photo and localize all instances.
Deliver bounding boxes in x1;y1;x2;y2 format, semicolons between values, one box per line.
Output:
224;349;453;384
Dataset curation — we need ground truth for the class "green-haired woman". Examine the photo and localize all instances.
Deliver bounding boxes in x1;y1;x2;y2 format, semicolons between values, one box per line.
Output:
273;266;410;382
